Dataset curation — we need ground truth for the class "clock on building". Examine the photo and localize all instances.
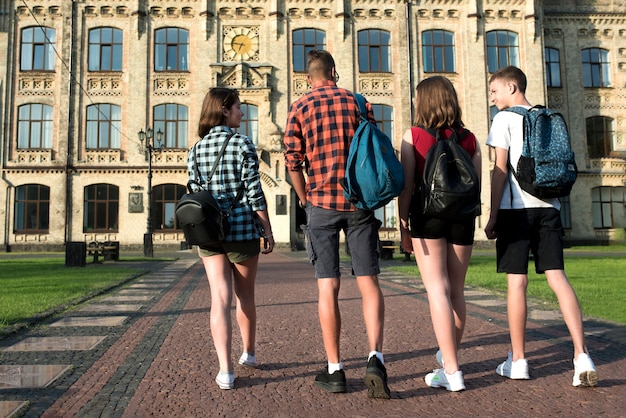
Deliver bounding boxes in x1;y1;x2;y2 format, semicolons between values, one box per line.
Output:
224;27;259;61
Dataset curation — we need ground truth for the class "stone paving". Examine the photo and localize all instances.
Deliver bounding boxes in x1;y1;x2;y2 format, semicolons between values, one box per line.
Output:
0;249;625;417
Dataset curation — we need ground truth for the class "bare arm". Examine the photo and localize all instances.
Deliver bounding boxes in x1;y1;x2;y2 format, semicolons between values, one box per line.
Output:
398;129;416;253
288;170;308;207
484;146;509;239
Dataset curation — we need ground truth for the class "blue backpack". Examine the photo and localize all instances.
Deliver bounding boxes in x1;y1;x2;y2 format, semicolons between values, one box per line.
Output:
505;105;577;199
340;94;404;210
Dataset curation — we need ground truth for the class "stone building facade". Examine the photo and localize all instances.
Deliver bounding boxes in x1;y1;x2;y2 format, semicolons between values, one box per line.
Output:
0;0;624;252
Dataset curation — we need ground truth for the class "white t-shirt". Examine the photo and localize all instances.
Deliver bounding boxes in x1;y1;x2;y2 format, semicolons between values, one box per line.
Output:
487;106;560;210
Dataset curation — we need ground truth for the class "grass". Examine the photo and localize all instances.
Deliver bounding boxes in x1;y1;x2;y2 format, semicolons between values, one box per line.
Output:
0;257;148;331
388;245;626;325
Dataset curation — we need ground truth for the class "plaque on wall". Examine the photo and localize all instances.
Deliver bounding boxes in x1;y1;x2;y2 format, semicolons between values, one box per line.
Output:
129;192;144;213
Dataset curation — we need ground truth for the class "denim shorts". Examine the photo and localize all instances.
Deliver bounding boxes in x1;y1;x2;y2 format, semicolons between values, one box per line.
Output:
303;204;381;279
495;208;564;274
198;239;260;264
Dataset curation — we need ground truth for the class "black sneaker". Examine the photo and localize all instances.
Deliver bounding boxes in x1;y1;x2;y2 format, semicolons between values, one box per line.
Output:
364;356;391;399
314;367;347;393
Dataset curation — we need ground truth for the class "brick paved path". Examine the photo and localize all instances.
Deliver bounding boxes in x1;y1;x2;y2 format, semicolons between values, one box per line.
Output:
1;250;625;417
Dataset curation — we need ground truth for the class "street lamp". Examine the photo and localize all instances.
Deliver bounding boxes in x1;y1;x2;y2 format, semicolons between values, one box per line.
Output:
138;127;164;257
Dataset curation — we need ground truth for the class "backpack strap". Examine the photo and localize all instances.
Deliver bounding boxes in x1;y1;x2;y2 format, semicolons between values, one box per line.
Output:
354;93;368;121
417;126;462;143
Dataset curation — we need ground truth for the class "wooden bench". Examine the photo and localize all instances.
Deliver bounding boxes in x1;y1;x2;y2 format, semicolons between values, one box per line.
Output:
380;242;411;261
86;241;120;263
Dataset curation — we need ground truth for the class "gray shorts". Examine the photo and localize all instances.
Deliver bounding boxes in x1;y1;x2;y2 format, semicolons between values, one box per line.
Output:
303;204;381;279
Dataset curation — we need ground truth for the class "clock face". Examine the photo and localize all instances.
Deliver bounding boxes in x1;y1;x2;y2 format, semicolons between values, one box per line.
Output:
224;27;259;61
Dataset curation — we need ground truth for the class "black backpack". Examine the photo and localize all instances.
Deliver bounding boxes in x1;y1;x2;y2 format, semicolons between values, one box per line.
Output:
417;127;481;219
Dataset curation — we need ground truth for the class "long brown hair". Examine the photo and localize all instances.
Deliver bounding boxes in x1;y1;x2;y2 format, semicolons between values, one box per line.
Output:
413;76;464;129
197;87;239;138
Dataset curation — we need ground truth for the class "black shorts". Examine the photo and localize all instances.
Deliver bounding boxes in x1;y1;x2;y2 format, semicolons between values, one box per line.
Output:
409;214;476;246
495;208;564;274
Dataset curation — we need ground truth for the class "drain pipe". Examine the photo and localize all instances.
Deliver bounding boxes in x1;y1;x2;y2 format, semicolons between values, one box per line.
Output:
64;2;78;244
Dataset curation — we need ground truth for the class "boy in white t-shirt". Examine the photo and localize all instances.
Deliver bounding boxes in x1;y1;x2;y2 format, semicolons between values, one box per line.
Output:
485;66;598;387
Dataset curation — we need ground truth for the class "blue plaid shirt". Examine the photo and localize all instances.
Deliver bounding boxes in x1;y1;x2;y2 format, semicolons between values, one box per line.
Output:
187;126;267;241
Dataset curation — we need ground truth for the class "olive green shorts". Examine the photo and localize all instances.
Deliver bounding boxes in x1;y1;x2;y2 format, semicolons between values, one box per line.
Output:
197;239;260;263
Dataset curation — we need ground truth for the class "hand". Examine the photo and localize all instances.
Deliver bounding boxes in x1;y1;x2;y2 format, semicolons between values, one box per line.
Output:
484;218;497;240
261;234;275;254
400;229;413;254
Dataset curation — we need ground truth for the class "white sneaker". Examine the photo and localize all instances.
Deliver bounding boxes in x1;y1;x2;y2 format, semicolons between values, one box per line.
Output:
573;353;598;387
496;353;530;379
215;371;235;389
425;368;466;392
238;352;257;368
436;350;444;368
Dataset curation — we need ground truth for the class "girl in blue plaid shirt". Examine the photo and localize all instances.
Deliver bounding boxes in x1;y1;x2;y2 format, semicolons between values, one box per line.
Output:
189;87;274;390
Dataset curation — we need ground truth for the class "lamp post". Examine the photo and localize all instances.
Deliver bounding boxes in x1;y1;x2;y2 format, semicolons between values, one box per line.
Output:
138;127;164;257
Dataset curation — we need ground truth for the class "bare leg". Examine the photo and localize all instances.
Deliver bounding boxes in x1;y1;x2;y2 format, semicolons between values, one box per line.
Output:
233;254;260;356
413;237;460;373
545;269;588;358
507;274;528;361
201;252;234;372
356;275;385;353
318;278;341;363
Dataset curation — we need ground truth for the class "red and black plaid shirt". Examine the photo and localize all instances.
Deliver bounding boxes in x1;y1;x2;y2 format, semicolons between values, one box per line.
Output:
283;80;376;211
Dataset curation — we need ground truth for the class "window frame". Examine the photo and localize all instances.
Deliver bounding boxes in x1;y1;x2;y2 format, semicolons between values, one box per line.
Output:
581;47;611;88
14;184;50;233
17;103;53;149
153;103;188;149
358;29;391;73
591;186;624;229
86;104;122;150
545;47;562;88
586;116;615;159
83;183;119;232
20;26;56;71
237;103;259;145
292;28;326;72
421;29;455;73
486;30;519;73
88;27;123;72
153;184;187;230
154;27;189;72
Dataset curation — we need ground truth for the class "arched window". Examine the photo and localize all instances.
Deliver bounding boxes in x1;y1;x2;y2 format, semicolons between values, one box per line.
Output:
153;104;188;149
20;26;56;71
86;104;121;149
84;184;119;232
358;29;391;73
88;27;123;71
153;184;187;230
17;104;53;149
154;28;189;71
292;28;326;72
14;184;50;233
486;30;519;73
545;47;561;88
422;30;455;73
586;116;614;158
238;103;258;145
581;48;611;87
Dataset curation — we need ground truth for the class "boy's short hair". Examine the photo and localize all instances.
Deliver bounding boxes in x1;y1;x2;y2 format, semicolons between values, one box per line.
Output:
307;50;335;80
489;66;527;94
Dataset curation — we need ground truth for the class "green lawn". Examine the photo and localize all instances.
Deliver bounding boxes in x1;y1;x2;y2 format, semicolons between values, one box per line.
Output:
389;248;626;325
0;257;147;331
